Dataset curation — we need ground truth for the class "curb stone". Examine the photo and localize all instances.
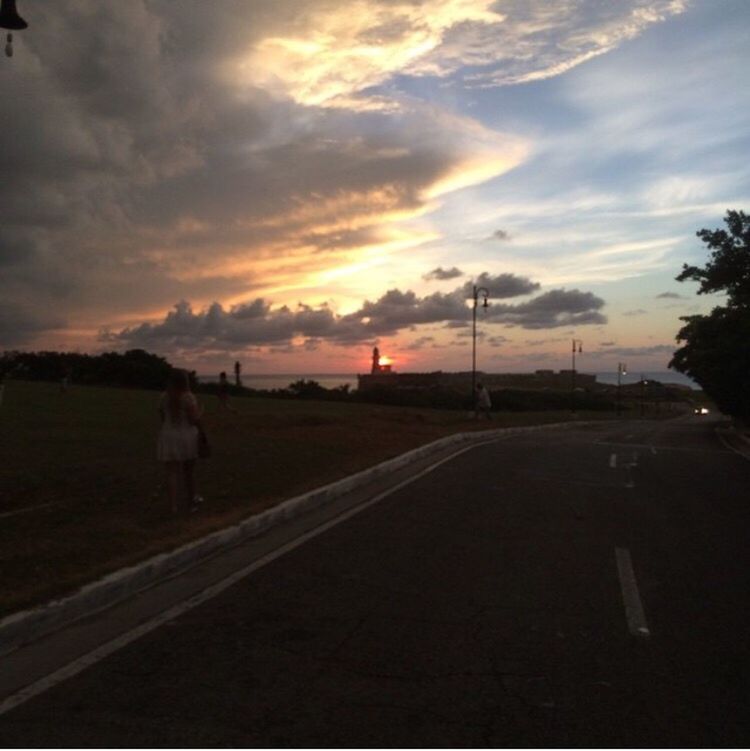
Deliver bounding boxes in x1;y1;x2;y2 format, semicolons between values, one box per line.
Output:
0;420;595;655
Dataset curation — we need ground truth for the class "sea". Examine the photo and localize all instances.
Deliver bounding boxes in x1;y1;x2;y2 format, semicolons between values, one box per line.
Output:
198;371;699;391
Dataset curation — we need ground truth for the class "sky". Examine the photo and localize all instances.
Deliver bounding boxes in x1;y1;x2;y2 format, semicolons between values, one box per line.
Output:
1;0;749;375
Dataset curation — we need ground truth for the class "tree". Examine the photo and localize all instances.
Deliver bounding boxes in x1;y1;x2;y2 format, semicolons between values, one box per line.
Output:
670;210;750;421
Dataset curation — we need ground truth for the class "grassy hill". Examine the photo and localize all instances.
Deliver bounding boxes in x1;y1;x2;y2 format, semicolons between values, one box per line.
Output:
1;379;610;616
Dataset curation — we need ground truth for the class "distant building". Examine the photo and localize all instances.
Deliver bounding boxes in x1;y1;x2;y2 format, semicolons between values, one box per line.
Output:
357;368;598;392
370;347;392;374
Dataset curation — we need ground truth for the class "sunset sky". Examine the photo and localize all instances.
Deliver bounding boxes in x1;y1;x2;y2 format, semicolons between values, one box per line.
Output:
2;0;748;375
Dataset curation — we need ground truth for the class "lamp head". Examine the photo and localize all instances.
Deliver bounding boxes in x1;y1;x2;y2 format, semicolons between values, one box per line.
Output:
0;0;27;30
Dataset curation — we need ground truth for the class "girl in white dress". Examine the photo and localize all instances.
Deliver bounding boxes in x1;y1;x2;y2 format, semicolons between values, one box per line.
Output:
158;370;206;514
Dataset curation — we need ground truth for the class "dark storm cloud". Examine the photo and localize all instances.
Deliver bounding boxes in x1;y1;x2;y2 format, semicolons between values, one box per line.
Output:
486;335;509;347
403;336;436;350
461;273;540;299
422;266;464;281
0;302;65;347
112;275;607;351
107;299;339;349
485;289;607;329
347;288;470;335
2;2;515;342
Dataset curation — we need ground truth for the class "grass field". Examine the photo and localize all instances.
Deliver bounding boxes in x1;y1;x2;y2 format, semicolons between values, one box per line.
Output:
0;380;613;617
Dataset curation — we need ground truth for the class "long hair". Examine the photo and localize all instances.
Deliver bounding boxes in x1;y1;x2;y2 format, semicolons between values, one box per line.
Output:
166;369;190;420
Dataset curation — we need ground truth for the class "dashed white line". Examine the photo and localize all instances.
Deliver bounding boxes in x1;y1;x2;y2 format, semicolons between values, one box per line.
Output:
609;453;617;468
615;547;650;638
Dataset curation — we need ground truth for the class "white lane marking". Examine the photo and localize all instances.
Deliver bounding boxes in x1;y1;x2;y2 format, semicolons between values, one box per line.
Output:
0;440;494;718
615;547;650;638
609;453;617;468
651;445;657;456
715;429;750;463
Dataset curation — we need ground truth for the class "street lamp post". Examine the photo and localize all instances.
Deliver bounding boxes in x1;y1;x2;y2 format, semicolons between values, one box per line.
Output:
570;338;583;412
471;285;489;414
617;362;627;416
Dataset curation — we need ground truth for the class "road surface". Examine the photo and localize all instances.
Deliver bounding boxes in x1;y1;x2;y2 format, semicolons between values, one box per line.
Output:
1;415;749;746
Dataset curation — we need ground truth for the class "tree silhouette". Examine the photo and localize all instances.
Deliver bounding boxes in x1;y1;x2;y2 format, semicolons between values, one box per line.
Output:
670;210;750;421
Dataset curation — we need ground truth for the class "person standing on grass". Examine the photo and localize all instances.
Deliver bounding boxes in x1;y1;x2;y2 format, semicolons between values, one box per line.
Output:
157;369;207;515
476;382;492;420
60;363;72;393
217;371;236;412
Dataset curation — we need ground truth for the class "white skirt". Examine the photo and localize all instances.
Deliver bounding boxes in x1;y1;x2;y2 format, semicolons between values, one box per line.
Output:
157;425;199;462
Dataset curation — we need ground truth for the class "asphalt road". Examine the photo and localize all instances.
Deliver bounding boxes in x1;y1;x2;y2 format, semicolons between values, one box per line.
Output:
1;416;749;746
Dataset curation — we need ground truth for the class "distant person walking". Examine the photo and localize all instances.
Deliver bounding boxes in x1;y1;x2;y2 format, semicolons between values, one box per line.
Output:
234;360;242;388
475;382;492;420
217;371;236;412
157;369;208;515
60;363;72;393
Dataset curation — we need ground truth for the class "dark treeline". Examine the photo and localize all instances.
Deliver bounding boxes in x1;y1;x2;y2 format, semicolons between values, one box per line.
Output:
0;349;190;390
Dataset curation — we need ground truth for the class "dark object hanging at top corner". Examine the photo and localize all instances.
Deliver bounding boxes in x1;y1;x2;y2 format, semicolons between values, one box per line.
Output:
0;0;28;31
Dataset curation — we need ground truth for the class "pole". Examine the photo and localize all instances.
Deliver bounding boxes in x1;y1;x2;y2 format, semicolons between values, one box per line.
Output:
470;285;490;416
616;362;626;417
471;286;477;414
571;339;576;412
570;339;582;412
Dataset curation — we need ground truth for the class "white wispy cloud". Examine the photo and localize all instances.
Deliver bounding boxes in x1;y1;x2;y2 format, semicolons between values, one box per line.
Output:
239;0;687;107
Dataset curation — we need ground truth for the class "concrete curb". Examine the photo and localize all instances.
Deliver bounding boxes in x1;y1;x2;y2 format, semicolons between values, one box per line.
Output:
0;420;593;655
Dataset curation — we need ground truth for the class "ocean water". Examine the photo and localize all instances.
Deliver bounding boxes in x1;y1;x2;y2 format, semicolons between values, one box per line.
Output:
198;373;357;390
198;370;699;391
